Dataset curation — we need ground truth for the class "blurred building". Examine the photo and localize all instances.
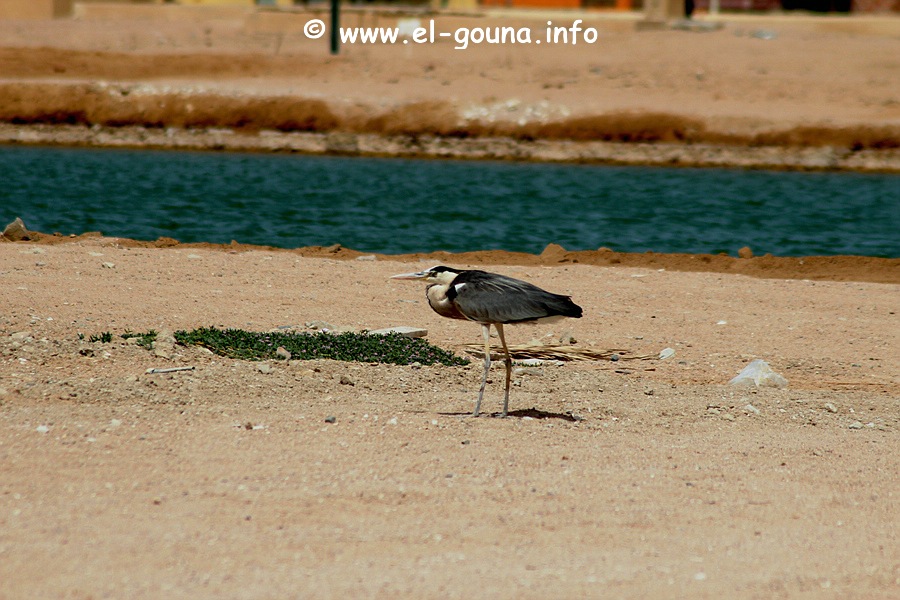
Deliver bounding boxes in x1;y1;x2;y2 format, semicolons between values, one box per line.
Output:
0;0;896;19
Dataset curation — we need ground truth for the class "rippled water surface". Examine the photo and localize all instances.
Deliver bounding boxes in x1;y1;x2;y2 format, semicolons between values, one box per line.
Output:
2;145;897;257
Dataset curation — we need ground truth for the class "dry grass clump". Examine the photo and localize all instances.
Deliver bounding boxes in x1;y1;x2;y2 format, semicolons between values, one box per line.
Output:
462;343;655;362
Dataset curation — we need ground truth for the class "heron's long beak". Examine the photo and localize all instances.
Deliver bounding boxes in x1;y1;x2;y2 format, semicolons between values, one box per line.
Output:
390;270;430;280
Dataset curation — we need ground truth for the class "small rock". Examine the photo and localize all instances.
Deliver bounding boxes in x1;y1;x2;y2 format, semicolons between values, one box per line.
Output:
387;417;398;425
848;420;864;430
2;217;31;241
295;368;315;377
36;425;50;433
324;415;336;423
721;413;736;421
610;354;620;362
152;347;171;359
153;329;175;348
659;347;676;360
744;403;761;415
514;367;544;377
355;255;377;261
109;419;122;428
101;262;116;269
738;246;754;259
339;375;354;386
275;346;292;361
306;320;335;331
152;329;177;359
751;29;777;40
540;243;567;260
368;326;428;339
824;402;837;413
558;330;576;345
258;363;272;374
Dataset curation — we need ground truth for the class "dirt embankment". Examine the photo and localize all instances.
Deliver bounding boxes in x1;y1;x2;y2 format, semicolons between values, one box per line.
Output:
1;63;897;150
1;12;899;170
11;228;900;285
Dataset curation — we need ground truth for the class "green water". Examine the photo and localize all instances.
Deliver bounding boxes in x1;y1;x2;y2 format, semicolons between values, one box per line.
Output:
2;145;897;256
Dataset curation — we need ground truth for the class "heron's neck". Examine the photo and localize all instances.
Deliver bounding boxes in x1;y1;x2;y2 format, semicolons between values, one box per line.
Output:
426;284;467;321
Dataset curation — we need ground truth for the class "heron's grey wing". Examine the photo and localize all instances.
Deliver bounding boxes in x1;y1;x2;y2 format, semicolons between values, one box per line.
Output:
450;273;579;323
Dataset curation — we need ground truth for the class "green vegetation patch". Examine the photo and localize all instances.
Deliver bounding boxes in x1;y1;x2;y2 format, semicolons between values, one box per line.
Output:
88;331;113;344
173;327;469;367
122;330;157;349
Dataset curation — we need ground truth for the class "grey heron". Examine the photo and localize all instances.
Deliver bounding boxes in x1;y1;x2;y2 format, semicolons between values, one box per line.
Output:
391;265;583;417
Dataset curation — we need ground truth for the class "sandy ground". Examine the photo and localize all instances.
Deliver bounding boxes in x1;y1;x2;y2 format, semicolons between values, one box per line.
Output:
1;235;898;598
0;8;899;168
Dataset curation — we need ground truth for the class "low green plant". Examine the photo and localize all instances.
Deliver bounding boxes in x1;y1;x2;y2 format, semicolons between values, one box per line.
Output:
122;330;157;349
88;331;113;344
173;326;468;367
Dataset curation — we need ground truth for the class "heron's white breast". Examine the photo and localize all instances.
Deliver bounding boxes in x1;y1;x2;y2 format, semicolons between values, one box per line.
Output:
426;284;467;320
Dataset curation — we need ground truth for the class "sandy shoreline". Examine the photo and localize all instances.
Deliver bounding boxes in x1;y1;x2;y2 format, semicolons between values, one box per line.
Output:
1;235;897;598
8;224;900;284
5;122;900;172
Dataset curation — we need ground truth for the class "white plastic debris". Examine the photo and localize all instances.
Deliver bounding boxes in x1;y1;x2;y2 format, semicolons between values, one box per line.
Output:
728;359;788;388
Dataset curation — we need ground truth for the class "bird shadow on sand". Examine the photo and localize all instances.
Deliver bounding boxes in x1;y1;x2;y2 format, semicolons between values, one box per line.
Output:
437;408;581;422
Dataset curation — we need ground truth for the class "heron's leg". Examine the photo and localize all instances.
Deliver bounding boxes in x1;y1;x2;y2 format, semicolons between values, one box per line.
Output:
496;323;512;418
474;323;491;417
